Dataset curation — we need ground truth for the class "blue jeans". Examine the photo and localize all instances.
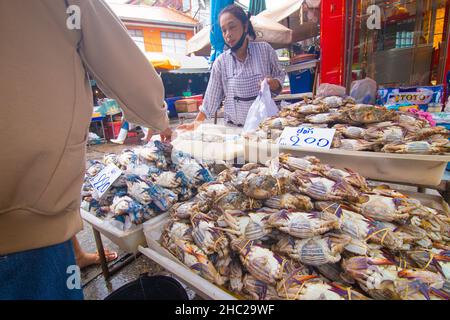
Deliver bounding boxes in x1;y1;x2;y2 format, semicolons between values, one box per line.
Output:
0;240;84;300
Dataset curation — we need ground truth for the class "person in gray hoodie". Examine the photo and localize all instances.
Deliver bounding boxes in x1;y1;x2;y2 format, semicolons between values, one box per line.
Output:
0;0;171;299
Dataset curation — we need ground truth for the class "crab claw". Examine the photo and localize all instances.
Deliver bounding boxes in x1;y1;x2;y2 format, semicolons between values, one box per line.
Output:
290;274;317;285
368;257;396;266
430;287;450;300
398;269;415;279
434;252;450;262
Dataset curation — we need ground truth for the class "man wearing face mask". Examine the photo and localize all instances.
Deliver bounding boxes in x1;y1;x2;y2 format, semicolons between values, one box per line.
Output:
177;4;285;130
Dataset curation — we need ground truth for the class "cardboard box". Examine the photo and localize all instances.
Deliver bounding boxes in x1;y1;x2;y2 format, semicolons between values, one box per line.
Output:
175;99;198;113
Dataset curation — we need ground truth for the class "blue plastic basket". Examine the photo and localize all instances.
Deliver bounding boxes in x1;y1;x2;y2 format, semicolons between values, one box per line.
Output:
288;69;314;94
165;97;182;118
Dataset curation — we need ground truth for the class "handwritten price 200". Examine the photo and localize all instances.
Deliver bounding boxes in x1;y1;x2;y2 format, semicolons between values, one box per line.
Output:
289;135;330;148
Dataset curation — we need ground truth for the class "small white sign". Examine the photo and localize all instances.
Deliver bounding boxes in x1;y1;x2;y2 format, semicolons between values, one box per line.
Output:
89;164;122;199
278;126;336;150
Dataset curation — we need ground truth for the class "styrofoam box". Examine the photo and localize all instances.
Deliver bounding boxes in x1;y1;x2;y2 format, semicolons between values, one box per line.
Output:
141;215;237;300
172;124;245;162
244;139;450;186
139;191;449;300
80;209;147;254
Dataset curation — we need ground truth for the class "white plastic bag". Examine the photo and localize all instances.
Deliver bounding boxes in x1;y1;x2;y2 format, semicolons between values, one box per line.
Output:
243;80;279;134
350;77;377;104
317;83;346;97
445;96;450;112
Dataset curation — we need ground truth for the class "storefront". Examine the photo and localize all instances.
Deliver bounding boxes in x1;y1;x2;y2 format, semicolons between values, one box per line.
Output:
321;0;450;94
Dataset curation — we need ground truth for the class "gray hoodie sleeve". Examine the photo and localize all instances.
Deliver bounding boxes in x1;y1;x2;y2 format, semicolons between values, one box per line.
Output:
74;0;169;131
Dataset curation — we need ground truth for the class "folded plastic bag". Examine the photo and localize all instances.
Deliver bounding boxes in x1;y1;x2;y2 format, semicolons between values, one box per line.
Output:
350;77;377;104
243;79;279;134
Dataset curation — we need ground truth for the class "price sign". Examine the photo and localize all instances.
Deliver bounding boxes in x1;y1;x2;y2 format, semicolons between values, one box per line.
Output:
278;127;336;150
89;164;122;199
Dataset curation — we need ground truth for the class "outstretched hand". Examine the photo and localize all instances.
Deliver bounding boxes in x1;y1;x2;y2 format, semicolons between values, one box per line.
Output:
159;127;173;143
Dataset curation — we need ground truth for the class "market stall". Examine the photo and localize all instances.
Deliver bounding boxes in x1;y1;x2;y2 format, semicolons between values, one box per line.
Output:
81;92;450;295
79;1;450;298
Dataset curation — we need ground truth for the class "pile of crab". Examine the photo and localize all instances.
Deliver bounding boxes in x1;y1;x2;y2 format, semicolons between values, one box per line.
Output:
249;96;450;155
160;153;450;300
81;141;217;231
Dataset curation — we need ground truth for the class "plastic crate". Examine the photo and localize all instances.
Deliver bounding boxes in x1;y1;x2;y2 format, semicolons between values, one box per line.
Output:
165;97;182;118
189;95;204;107
105;121;122;140
288;68;314;94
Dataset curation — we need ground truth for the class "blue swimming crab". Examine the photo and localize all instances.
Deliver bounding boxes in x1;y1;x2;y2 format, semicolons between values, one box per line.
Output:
231;238;285;285
217;208;274;242
268;210;340;239
190;212;229;258
172;239;225;286
273;233;352;266
293;172;367;203
264;193;314;211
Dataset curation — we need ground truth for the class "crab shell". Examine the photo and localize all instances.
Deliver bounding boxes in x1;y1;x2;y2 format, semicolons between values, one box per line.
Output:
338;139;377;151
86;161;105;177
296;174;366;203
154;171;179;189
213;253;233;279
342;105;398;124
382;141;449;155
394;225;429;245
170;201;198;219
103;153;119;166
407;249;450;278
173;240;225;286
191;214;229;257
117;149;138;169
232;240;284;285
268;210;340;239
305;113;342;124
243;274;281;300
279;154;322;173
264;193;314;211
415;127;450;141
229;259;244;293
147;184;178;212
274;233;352;266
243;174;283;200
223;210;272;241
278;276;368;300
125;175;153;205
198;181;232;201
322;166;368;191
333;124;366;139
160;220;193;251
294;103;329;114
180;162;213;186
341;256;399;297
364;125;406;144
335;208;403;253
357;195;410;222
314;263;352;285
213;192;263;213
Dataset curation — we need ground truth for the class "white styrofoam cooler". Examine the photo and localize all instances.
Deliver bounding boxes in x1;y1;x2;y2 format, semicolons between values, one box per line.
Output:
245;139;450;186
141;215;237;300
80;209;146;254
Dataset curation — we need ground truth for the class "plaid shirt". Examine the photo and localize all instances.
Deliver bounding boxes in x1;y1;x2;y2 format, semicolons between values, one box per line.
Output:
199;41;285;125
